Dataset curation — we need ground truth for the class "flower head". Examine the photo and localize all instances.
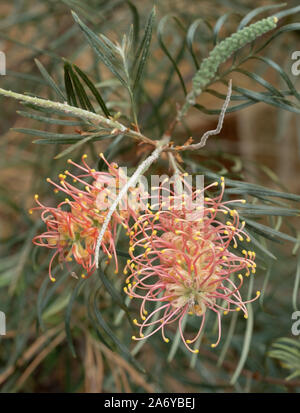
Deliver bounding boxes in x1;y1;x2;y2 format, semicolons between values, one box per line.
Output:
31;154;140;281
124;176;259;352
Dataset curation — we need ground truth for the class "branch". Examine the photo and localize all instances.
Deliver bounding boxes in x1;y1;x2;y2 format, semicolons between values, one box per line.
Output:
0;88;156;146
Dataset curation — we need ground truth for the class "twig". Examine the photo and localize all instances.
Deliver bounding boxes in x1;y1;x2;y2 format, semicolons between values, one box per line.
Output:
0;88;156;146
94;135;170;267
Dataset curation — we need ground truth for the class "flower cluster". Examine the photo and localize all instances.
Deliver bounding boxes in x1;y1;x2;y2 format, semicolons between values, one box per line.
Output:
31;153;142;281
32;159;258;352
123;176;259;352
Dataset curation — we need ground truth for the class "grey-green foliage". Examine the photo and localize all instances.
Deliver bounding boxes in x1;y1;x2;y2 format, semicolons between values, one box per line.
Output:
187;16;278;104
268;338;300;380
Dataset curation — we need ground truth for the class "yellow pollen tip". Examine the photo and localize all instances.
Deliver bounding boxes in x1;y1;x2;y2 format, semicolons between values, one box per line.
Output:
50;278;56;283
67;159;72;163
82;154;88;159
244;314;248;319
236;307;241;312
28;209;33;214
99;152;104;158
34;194;39;199
256;291;261;297
211;344;216;348
274;16;278;23
223;311;229;315
81;274;86;279
46;178;51;182
132;336;136;340
164;338;170;343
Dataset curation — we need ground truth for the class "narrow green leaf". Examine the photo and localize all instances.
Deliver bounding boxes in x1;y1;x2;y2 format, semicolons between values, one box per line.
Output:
217;312;238;367
213;13;231;45
249;55;300;102
98;268;132;326
255;23;300;54
133;7;155;91
65;62;95;112
233;68;284;97
275;5;300;20
127;1;140;48
238;4;286;30
73;64;111;117
16;110;86;126
243;217;298;243
230;303;254;384
54;132;116;158
64;65;78;107
34;58;66;101
13;128;81;140
65;279;86;357
93;289;145;373
71;11;127;87
158;15;187;96
232;85;300;114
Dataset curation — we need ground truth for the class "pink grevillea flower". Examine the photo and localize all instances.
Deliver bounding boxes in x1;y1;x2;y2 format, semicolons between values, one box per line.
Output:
31;153;142;281
123;176;259;353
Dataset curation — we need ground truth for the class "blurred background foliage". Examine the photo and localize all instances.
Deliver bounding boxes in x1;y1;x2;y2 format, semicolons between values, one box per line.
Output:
0;0;300;393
